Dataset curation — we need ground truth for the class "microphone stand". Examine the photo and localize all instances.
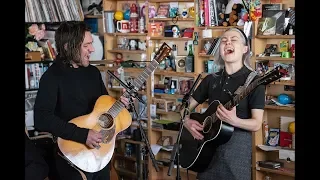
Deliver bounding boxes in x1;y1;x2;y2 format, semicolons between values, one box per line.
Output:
107;71;159;180
167;74;202;179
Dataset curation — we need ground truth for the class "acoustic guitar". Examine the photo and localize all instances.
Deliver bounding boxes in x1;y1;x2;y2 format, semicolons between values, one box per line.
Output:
179;66;287;172
57;43;172;173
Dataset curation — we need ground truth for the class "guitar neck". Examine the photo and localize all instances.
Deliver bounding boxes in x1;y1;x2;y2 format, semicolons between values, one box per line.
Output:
131;60;159;90
107;59;160;118
224;80;258;110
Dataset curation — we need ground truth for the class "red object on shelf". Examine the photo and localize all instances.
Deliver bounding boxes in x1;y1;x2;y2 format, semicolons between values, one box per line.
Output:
279;131;292;147
129;3;139;33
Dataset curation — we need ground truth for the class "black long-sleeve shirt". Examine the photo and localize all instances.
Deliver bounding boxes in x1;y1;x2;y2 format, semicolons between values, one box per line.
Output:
34;62;108;144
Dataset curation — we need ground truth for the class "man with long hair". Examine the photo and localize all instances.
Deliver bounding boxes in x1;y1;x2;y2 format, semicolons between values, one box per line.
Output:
33;21;129;180
183;27;265;180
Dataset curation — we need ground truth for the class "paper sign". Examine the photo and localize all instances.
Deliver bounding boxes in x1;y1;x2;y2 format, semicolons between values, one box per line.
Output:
279;149;295;161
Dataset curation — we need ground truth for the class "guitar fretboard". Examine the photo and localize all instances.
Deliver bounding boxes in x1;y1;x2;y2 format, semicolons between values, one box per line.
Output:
224;80;258;110
107;60;160;118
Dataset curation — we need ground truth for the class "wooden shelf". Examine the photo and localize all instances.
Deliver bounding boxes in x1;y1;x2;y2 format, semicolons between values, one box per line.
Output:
256;145;295;152
156;110;179;115
108;87;146;95
153;93;184;99
149;0;194;2
154;70;196;77
255;35;295;39
198;54;214;57
25;59;53;63
89;60;108;64
84;14;102;19
149;18;194;21
265;105;295;111
105;32;147;36
270;80;295;86
255;57;295;61
106;67;144;73
197;26;243;29
117;138;145;145
152;128;178;134
150;37;193;41
108;49;146;54
256;166;295;177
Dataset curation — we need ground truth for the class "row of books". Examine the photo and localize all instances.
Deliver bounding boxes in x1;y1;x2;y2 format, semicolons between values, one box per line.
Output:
25;62;53;90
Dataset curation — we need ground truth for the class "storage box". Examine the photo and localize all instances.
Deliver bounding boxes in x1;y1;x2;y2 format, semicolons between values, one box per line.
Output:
25;51;41;61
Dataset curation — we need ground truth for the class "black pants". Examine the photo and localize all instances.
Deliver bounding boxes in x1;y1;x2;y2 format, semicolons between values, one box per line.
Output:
25;134;49;180
54;146;110;180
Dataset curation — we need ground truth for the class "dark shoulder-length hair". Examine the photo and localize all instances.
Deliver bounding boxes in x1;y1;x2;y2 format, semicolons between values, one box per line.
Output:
54;21;91;66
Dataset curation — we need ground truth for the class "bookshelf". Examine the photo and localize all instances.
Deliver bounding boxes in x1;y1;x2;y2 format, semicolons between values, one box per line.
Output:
101;0;240;179
251;0;295;180
99;0;296;180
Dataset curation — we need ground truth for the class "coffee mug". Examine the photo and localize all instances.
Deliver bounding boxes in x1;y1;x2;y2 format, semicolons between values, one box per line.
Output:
117;20;130;33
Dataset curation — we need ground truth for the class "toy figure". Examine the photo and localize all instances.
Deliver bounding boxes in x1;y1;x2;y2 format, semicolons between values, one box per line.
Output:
129;39;137;50
172;26;179;38
129;3;139;33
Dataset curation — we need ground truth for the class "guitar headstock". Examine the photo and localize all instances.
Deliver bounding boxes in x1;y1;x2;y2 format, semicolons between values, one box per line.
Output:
258;66;288;85
153;42;172;63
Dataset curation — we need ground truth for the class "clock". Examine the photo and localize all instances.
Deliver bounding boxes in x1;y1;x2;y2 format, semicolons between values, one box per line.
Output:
175;57;186;72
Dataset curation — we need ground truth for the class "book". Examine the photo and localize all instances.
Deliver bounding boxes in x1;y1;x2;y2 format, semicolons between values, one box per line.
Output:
262;4;282;14
257;160;283;169
266;128;280;146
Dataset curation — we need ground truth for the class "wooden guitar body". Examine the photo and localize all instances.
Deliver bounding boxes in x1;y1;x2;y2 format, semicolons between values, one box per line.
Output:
57;95;132;173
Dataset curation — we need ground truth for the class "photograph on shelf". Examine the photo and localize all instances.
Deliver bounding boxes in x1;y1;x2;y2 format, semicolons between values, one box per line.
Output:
179;78;194;95
257;17;276;35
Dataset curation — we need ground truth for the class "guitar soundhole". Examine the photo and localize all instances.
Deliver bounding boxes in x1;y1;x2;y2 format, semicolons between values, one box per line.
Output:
98;113;114;129
202;116;212;134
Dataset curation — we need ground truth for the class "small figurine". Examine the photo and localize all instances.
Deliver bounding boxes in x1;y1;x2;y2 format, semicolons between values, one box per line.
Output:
181;6;188;18
129;39;137;50
129;3;139;33
172;26;179;38
204;41;211;53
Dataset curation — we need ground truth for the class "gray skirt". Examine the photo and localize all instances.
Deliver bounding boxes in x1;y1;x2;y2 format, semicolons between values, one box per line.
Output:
196;130;252;180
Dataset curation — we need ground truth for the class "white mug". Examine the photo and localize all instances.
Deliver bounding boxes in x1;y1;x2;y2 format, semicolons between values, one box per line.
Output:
117;20;130;33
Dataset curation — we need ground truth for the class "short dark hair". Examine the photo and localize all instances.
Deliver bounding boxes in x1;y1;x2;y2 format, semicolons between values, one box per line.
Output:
55;21;91;66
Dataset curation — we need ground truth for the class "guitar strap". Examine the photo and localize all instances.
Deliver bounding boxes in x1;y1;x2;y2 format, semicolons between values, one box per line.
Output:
54;137;87;180
57;152;87;180
234;71;257;95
